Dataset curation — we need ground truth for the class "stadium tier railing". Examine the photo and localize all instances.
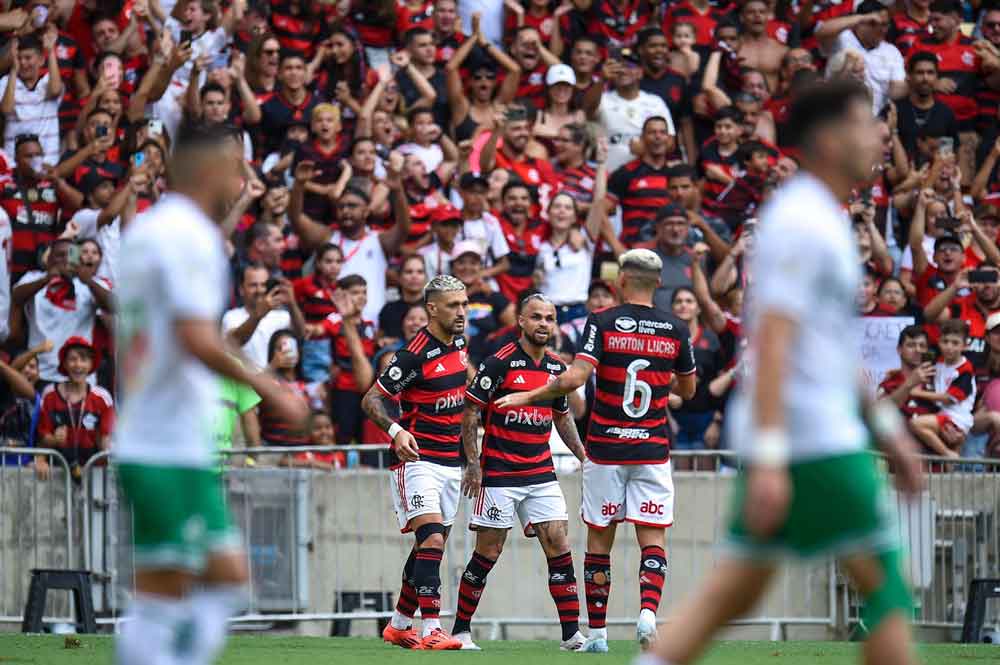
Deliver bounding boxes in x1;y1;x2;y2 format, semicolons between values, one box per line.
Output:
2;447;997;641
0;448;75;626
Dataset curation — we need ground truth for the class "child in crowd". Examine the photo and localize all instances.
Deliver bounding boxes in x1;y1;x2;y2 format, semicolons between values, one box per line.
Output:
291;412;347;470
911;320;976;457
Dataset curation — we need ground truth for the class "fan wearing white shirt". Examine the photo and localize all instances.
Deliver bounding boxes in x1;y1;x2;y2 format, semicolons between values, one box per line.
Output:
67;170;143;287
289;152;413;322
587;47;675;173
1;33;64;165
222;265;306;370
536;146;609;324
456;171;511;279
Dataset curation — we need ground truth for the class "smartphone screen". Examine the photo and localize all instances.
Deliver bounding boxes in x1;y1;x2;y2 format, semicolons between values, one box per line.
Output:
102;58;122;90
968;269;999;284
133;152;145;168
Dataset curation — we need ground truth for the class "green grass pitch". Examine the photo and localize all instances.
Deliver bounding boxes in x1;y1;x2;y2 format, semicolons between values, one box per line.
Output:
0;636;998;664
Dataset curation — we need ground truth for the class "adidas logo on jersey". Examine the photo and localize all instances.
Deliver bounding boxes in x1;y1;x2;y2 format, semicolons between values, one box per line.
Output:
434;362;447;374
514;375;526;385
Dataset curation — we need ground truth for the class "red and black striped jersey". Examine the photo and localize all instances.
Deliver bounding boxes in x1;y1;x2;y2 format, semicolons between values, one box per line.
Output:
496;217;545;302
698;136;740;209
608;159;671;246
376;328;469;468
435;31;467;65
499;63;547;109
888;11;929;56
588;0;653;48
347;2;395;48
577;303;696;465
319;313;377;392
877;369;937;417
504;9;558;46
293;273;338;323
280;225;307;278
556;162;597;205
1;179;62;282
912;36;982;122
269;1;322;57
466;341;569;487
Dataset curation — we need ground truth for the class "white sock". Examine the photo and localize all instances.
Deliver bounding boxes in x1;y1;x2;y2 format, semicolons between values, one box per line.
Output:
589;627;608;640
421;618;442;636
639;608;657;624
633;655;673;665
188;585;247;665
116;594;190;665
390;611;412;630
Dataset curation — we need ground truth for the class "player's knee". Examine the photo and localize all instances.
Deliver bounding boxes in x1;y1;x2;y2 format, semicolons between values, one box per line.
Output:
477;540;503;560
861;550;913;635
414;522;447;549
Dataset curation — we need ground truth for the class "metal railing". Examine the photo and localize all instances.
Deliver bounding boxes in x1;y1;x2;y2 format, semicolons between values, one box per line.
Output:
2;446;996;640
0;448;75;625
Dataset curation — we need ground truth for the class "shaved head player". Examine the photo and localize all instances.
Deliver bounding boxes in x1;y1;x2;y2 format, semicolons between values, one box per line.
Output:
362;274;470;651
645;80;925;665
497;248;698;653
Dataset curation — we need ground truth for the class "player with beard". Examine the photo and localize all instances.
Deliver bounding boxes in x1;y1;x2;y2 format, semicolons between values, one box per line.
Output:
496;248;697;654
113;122;309;665
362;274;470;651
450;294;588;651
646;80;924;665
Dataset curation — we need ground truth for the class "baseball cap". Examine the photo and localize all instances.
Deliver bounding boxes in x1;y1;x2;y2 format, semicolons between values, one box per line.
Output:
616;47;641;66
619;248;663;273
934;233;963;253
546;63;576;87
58;336;100;376
451;240;484;261
459;171;489;190
656;203;688;222
431;204;462;224
81;169;115;196
988;312;1000;332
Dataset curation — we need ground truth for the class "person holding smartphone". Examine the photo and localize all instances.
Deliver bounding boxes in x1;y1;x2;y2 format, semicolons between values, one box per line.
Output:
222;264;307;370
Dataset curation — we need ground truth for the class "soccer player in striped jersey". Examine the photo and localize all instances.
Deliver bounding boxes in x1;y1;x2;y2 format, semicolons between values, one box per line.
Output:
450;294;587;651
361;274;470;651
496;249;697;653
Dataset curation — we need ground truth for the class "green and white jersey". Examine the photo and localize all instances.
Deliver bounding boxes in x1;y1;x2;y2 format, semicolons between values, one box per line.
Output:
727;173;867;462
113;193;230;468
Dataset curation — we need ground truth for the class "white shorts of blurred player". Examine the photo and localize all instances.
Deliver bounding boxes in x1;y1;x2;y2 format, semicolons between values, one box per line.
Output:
390;461;463;532
580;459;674;529
469;481;569;536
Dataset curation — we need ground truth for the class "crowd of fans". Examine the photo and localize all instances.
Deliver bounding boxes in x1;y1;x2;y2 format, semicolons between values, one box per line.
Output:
1;0;1000;475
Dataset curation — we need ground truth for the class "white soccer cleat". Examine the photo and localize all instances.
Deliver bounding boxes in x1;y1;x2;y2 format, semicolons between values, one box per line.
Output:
559;630;587;651
580;628;609;653
637;609;658;651
453;631;482;650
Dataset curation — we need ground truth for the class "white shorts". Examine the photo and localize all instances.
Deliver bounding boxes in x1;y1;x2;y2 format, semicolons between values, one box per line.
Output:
470;481;569;534
581;459;674;529
390;461;462;533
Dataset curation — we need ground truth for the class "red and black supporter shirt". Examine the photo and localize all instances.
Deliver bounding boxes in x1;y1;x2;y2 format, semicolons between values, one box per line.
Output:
497;217;545;302
1;178;62;282
662;1;734;47
912;35;982;123
577;303;696;464
397;1;435;41
376;328;469;468
500;63;548;109
588;0;653;48
556;162;597;206
37;384;114;468
877;369;937;417
318;313;377;392
436;31;467;65
258;91;323;156
504;9;558;46
269;0;323;57
640;68;691;120
608;158;671;246
347;2;395;48
293;273;338;323
888;10;930;56
698;137;740;213
914;266;975;308
466;341;569;487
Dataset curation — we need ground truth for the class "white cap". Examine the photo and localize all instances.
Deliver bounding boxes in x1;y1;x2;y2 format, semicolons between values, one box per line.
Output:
451;240;484;261
546;64;576;87
987;312;1000;332
619;248;663;273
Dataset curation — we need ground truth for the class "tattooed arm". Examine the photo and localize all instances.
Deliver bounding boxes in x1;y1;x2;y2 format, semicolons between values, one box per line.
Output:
361;385;419;461
460;401;483;498
553;410;586;463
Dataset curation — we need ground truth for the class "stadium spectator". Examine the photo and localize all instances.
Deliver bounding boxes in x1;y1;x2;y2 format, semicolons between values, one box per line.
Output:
293;243;344;383
608;116;674;245
649;203;700;311
259;329;318;449
878;324;937;419
222;264;306;370
35;337;113;479
450;240;514;364
736;0;788;91
1;33;63;165
378;254;427;348
895;52;959;156
911;319;976;456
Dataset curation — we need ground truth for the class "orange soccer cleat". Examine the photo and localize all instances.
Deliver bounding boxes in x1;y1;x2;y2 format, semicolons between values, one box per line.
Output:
382;623;421;649
418;628;463;650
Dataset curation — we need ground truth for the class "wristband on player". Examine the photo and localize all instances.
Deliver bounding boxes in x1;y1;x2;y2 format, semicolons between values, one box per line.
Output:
870;400;904;441
387;422;404;440
752;428;789;467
